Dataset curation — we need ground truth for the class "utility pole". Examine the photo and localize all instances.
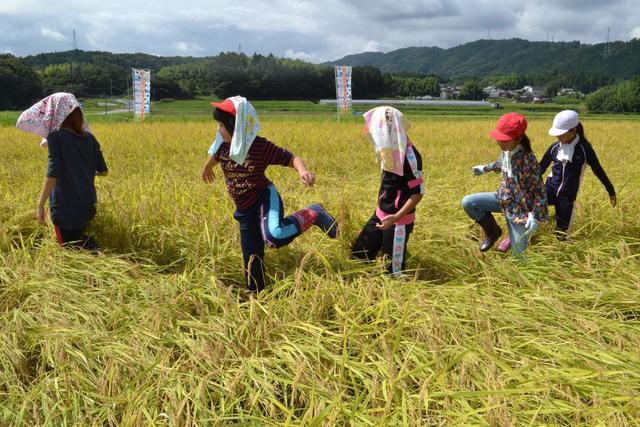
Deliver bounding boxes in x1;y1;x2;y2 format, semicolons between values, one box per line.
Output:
604;27;612;58
70;29;78;93
126;75;130;112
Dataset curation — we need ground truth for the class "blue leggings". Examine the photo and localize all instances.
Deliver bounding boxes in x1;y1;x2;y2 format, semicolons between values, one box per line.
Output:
233;185;317;291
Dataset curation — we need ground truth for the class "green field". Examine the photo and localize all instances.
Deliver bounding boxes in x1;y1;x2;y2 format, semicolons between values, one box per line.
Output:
4;97;640;128
1;112;639;425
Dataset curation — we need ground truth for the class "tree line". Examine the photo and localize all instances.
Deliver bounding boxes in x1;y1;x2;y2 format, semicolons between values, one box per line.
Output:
1;50;638;112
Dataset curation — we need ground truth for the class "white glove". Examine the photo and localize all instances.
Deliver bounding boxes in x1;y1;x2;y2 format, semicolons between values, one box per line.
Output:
516;213;538;247
471;165;486;176
522;212;538;237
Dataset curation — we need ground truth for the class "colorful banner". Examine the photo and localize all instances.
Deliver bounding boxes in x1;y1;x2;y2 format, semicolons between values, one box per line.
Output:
132;68;151;119
335;66;352;115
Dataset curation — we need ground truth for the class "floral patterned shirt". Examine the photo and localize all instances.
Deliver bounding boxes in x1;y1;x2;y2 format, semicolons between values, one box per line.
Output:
487;147;548;224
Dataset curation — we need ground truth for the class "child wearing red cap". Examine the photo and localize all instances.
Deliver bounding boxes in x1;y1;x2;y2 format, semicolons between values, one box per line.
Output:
496;110;616;250
201;96;337;292
461;113;548;256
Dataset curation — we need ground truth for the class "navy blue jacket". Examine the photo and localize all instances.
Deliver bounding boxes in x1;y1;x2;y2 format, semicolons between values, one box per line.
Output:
539;138;615;201
46;129;108;229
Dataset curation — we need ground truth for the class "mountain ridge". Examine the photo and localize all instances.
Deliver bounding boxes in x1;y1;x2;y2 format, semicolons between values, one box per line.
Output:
325;38;640;79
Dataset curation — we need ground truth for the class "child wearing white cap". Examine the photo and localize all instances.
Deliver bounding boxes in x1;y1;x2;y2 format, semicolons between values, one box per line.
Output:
497;110;615;249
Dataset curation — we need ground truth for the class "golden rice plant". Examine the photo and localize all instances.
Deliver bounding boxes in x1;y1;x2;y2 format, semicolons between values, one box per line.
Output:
0;116;639;425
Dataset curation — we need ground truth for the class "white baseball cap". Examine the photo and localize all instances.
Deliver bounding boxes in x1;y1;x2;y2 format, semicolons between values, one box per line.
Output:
548;110;579;136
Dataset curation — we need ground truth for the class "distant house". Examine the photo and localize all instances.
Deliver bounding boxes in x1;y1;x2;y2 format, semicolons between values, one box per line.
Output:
439;83;462;99
512;85;547;103
484;85;510;98
522;85;546;98
558;87;584;97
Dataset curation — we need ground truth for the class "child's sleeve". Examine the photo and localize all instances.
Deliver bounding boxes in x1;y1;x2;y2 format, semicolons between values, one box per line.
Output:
95;138;108;173
538;144;553;175
524;154;549;222
404;146;425;195
263;139;293;166
486;156;502;173
585;144;615;196
46;134;61;178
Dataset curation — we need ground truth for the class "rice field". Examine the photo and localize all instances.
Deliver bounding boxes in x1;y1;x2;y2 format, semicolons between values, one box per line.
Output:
1;115;639;425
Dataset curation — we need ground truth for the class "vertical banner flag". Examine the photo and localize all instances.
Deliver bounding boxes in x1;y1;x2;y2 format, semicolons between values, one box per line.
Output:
132;68;151;120
334;66;352;116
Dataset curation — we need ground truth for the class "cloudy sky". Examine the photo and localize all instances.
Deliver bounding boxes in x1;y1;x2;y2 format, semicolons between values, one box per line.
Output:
1;0;639;62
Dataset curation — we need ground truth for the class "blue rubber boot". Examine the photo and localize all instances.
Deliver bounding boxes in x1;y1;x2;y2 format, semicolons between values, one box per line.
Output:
308;204;338;238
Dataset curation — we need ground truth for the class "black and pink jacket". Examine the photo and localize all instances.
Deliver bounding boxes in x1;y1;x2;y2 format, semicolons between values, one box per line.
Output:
375;144;425;225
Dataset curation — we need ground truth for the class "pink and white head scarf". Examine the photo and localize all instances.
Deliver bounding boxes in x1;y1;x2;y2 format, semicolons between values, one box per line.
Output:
16;92;89;147
363;106;411;176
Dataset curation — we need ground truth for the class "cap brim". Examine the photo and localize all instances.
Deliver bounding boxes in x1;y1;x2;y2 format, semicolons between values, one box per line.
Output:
548;127;569;136
210;100;236;115
489;129;513;142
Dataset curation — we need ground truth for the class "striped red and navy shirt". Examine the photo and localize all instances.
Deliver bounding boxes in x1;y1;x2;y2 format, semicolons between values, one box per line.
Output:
212;136;293;209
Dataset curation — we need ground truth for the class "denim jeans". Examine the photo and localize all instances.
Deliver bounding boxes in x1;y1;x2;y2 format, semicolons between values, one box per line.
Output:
461;192;531;256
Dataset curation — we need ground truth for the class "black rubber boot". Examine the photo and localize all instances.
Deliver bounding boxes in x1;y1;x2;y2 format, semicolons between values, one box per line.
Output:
477;214;503;252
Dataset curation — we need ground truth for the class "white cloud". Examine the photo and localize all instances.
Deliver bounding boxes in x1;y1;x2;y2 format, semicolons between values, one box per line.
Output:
284;49;322;62
40;27;67;42
173;42;205;53
0;1;638;61
363;41;382;52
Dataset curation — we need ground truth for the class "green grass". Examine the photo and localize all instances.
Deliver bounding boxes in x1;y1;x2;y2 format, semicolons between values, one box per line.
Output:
4;97;640;128
1;115;639;424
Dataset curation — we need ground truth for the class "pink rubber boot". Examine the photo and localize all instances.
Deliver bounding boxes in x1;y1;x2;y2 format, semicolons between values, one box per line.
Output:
497;238;511;253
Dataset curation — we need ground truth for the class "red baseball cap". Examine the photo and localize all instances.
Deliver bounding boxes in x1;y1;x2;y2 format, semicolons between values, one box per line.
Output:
489;112;527;141
210;98;236;116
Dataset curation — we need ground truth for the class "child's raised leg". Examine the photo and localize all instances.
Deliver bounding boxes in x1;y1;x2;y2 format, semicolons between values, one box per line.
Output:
260;185;336;248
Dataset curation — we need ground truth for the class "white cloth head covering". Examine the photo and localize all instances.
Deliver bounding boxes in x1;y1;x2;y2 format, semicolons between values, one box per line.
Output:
208;96;260;164
363;106;411;176
556;134;580;163
15;92;89;147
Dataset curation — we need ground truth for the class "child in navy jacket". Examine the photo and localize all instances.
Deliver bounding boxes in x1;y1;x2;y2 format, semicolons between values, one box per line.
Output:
540;110;616;234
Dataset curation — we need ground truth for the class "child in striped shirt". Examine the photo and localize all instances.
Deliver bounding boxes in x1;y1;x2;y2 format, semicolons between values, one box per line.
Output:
201;96;337;292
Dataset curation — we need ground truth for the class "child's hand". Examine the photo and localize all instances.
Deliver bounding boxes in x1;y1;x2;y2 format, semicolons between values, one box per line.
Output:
299;170;315;187
201;165;215;183
375;215;396;230
610;195;617;207
471;165;486;176
36;205;46;225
